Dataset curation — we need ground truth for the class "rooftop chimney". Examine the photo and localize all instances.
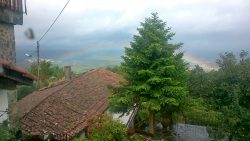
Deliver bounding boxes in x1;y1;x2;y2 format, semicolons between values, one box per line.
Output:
64;66;71;80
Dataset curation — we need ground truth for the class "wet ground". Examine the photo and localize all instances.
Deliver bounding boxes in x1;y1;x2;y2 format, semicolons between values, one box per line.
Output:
134;123;210;141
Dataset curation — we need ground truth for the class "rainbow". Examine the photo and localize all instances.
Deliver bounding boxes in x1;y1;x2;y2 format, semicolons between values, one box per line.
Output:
51;46;219;71
56;47;95;60
183;52;219;71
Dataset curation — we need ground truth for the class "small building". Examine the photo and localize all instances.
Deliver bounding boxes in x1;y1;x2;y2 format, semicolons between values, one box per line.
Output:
0;0;35;126
17;68;123;140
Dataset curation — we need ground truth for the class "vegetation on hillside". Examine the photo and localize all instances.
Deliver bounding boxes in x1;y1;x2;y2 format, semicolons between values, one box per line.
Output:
17;60;64;100
186;51;250;141
29;60;64;85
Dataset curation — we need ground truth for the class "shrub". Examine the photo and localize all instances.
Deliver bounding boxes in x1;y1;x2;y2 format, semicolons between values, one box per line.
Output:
89;115;129;141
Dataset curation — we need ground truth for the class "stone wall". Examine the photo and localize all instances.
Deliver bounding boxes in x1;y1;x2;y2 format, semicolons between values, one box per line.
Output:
0;23;15;63
7;90;18;128
0;89;8;123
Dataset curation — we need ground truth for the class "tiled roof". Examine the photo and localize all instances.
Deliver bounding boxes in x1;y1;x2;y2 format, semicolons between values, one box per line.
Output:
18;68;123;140
0;60;37;81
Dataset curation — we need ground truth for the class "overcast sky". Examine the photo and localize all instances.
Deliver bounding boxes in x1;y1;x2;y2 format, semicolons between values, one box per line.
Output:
15;0;250;63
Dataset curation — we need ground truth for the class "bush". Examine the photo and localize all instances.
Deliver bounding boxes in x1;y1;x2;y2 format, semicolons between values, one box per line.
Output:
74;114;129;141
0;121;15;141
0;120;32;141
89;115;129;141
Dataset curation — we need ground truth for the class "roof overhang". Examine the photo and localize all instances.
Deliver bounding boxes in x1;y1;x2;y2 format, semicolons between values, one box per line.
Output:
0;0;23;25
0;60;37;89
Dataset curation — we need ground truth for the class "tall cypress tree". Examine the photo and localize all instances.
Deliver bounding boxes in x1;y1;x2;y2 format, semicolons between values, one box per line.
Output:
110;13;187;134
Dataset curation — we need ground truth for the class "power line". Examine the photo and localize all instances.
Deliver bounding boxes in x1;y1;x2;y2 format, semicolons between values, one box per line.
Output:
38;0;71;42
36;0;71;86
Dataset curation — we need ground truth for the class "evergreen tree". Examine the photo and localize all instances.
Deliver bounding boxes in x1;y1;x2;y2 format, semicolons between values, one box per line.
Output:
110;13;187;134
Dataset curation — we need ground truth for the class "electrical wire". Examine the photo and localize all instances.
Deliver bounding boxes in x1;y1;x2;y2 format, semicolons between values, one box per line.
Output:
38;0;71;42
0;110;8;118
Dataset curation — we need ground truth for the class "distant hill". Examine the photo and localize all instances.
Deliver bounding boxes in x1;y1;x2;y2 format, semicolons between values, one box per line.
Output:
16;47;218;73
16;48;123;74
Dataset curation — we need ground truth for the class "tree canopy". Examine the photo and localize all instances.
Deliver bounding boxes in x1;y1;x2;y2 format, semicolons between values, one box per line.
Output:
187;50;250;141
29;60;64;85
110;13;188;134
17;60;64;100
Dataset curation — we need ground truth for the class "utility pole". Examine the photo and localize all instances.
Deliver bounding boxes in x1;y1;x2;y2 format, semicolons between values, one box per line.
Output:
35;0;70;88
37;41;40;87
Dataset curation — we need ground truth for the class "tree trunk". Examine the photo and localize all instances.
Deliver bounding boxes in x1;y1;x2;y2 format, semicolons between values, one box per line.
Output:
169;114;173;130
149;110;155;135
161;117;170;130
229;134;233;141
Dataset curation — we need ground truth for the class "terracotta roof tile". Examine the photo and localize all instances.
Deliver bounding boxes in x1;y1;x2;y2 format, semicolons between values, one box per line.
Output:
0;60;37;80
18;68;123;140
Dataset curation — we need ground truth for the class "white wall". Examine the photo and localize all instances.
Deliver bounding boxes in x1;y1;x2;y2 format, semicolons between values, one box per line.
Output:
0;89;8;123
112;110;133;125
78;129;86;139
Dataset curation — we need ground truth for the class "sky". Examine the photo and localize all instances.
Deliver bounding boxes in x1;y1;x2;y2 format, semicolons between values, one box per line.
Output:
15;0;250;71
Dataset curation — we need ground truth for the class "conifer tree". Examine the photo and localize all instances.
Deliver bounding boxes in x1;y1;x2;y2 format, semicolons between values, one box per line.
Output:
110;13;187;134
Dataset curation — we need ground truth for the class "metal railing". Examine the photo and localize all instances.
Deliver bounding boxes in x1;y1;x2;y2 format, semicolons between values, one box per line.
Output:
0;0;23;12
126;104;139;128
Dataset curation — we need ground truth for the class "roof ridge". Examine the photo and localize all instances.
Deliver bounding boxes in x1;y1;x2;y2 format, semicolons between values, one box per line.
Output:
38;79;71;91
36;68;97;92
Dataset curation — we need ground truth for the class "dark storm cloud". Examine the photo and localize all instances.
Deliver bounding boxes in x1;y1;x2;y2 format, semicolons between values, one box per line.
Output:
15;0;250;65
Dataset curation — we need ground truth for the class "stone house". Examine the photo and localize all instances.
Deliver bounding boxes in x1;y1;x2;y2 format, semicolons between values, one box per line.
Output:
0;0;36;126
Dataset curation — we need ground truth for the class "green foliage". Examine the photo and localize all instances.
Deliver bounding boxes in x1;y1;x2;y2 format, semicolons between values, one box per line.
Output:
29;60;64;86
236;110;250;141
110;13;187;133
106;65;125;75
84;115;129;141
134;109;150;129
16;61;64;100
130;134;143;141
0;121;15;141
212;51;250;140
187;50;250;140
183;97;223;126
188;65;207;97
0;121;32;141
17;83;40;100
73;120;144;141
